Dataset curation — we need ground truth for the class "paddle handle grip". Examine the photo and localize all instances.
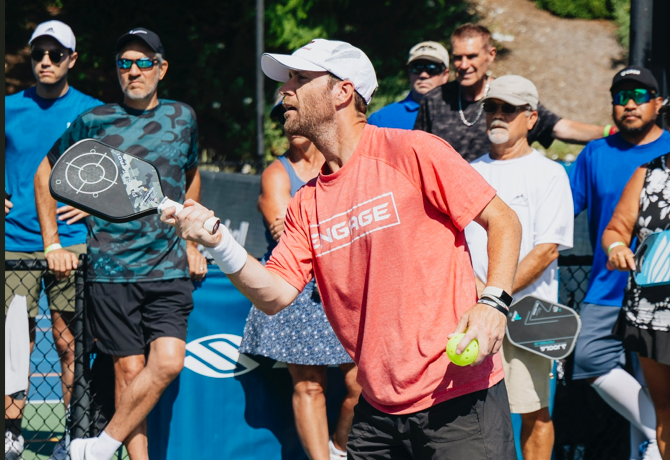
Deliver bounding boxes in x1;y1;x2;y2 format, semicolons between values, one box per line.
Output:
158;198;221;235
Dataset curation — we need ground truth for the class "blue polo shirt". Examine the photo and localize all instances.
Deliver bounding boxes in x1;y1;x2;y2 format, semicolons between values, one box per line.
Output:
570;130;670;307
5;86;103;252
367;93;420;129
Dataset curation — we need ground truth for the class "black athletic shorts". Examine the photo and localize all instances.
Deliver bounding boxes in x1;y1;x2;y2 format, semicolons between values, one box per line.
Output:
86;279;194;356
347;380;516;460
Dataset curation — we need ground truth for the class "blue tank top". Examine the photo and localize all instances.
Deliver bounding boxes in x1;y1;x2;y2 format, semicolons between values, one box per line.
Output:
263;155;307;255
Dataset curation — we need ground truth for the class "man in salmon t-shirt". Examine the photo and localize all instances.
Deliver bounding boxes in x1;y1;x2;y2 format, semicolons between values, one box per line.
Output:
162;39;522;459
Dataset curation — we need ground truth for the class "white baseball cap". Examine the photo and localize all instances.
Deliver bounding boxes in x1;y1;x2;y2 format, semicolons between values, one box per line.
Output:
261;39;378;104
29;20;76;52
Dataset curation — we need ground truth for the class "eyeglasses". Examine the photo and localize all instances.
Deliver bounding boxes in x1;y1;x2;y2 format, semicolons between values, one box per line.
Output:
613;88;653;106
482;101;530;114
408;62;446;76
30;49;65;64
116;58;158;70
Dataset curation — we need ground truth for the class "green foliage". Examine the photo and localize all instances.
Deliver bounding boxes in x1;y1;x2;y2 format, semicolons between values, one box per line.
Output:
5;0;472;167
612;0;630;53
534;0;613;19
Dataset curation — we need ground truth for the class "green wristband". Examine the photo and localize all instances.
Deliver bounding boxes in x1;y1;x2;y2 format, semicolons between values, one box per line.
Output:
607;241;625;255
604;124;613;137
44;243;62;255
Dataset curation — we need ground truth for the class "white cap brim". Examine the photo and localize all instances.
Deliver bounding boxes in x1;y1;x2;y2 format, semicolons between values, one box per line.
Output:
261;53;327;82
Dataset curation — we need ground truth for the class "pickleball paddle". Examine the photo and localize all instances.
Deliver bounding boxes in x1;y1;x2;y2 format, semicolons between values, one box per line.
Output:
49;139;220;234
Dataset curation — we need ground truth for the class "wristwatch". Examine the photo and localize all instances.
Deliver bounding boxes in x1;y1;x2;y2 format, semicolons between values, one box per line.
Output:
482;286;513;307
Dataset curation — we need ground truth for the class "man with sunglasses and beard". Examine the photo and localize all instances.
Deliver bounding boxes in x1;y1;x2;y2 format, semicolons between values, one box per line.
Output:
414;23;609;163
34;28;206;460
465;76;574;460
5;20;102;460
368;41;449;129
569;66;669;460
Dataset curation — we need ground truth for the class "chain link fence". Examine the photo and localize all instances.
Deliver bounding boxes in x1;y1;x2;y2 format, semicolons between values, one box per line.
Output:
7;254;633;459
5;258;85;459
554;255;630;460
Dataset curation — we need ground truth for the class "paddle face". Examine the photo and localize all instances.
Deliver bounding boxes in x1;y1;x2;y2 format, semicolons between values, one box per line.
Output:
634;230;670;287
506;295;582;360
50;139;165;222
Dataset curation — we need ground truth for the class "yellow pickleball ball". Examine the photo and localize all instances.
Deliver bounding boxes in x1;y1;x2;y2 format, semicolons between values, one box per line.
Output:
446;333;479;366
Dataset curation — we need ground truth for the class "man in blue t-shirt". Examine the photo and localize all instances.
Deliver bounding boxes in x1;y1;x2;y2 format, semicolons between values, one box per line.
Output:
4;20;102;460
570;66;668;459
367;41;449;129
34;28;207;460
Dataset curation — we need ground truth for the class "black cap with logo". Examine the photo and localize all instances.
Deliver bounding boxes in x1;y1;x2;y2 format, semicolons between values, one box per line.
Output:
116;28;165;57
611;66;659;94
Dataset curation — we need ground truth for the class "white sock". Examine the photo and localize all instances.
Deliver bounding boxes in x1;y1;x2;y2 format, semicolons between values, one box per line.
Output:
91;431;122;460
630;425;646;459
591;368;657;442
329;439;347;458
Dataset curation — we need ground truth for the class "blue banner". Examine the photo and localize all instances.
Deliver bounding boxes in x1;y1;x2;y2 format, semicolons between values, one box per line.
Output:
148;265;346;460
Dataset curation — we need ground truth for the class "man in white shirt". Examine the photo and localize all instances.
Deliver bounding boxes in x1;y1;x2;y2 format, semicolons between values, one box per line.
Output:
465;75;574;460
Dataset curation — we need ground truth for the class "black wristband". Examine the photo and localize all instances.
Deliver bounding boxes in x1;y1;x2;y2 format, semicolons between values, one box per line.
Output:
480;294;509;311
477;299;509;317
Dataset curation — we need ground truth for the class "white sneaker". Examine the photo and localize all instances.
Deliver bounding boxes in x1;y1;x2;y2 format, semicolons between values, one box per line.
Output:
4;431;24;460
49;438;68;460
640;439;662;460
70;437;103;460
329;439;347;460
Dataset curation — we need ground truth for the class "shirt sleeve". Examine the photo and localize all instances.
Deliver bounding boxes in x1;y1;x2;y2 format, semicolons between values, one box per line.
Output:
264;190;314;292
569;146;589;216
529;103;561;149
533;166;574;251
408;132;496;230
47;115;91;165
185;105;199;170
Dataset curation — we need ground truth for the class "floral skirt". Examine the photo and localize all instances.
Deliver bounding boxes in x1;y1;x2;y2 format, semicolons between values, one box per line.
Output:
239;280;353;365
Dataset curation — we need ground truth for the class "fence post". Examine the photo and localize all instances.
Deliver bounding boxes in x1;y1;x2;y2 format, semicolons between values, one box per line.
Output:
71;256;90;438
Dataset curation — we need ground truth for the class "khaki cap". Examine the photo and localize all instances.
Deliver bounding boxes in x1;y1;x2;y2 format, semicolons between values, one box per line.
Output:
482;75;539;110
407;41;449;67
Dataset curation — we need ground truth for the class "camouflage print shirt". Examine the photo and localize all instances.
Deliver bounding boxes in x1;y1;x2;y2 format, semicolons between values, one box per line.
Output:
48;100;198;283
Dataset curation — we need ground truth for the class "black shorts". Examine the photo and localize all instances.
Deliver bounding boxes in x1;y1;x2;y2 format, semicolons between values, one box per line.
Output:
86;279;194;356
347;381;516;460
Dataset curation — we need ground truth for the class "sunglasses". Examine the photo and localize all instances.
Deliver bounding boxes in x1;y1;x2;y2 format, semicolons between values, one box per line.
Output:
30;49;66;64
482;101;530;114
613;88;653;106
408;62;445;76
116;58;158;70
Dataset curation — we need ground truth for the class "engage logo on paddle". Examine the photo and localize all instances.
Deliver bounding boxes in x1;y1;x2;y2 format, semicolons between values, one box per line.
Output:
310;192;400;257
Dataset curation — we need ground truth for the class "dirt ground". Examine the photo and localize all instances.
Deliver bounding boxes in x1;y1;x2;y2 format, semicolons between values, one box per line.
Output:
469;0;626;157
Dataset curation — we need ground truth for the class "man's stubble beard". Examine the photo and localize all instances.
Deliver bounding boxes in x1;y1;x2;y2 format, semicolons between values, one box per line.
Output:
283;87;336;143
120;71;161;101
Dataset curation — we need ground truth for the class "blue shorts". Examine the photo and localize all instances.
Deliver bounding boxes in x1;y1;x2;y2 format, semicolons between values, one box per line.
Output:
572;304;626;380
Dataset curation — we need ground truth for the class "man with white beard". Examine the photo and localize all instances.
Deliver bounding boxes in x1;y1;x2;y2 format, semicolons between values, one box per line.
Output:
465;75;574;460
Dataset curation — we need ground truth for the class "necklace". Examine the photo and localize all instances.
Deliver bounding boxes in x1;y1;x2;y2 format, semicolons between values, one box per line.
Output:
458;77;490;127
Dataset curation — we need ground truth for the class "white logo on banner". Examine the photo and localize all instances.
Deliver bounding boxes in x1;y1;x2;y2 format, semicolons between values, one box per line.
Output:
184;334;259;378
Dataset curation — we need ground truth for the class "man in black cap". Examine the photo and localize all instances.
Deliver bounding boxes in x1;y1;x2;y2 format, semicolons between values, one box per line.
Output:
34;27;207;460
569;66;667;460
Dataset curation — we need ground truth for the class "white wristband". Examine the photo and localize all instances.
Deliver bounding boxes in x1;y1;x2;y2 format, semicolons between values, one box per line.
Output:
209;225;248;274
